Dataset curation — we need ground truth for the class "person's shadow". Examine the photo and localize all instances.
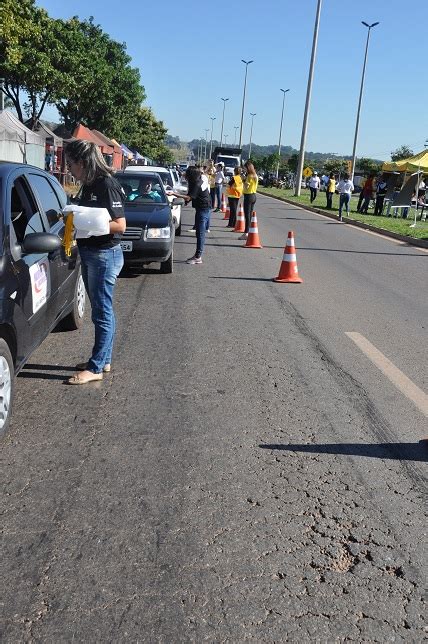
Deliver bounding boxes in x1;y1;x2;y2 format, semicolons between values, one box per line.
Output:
259;442;428;463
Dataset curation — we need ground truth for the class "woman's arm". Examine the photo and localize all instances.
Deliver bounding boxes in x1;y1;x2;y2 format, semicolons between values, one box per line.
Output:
110;217;126;234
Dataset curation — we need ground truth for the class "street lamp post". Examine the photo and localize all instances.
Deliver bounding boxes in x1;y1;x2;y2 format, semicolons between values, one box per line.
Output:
294;0;322;196
248;113;256;161
234;126;239;146
204;128;209;161
224;134;228;146
350;21;379;180
238;59;253;149
276;88;290;178
209;117;216;159
220;98;229;146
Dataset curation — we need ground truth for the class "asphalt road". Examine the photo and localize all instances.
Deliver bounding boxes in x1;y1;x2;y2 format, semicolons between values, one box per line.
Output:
2;194;427;642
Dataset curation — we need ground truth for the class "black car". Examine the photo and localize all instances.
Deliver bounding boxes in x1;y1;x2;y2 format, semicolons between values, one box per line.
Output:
0;162;86;434
115;171;184;273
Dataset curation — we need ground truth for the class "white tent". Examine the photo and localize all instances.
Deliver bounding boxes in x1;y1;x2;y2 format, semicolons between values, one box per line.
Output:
0;110;45;168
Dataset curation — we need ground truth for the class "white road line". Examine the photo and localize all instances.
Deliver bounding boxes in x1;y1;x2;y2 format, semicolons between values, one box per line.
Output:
345;332;428;417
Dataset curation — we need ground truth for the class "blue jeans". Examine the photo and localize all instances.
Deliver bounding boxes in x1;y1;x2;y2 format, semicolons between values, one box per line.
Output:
339;193;350;216
78;245;124;373
215;184;223;209
195;209;211;256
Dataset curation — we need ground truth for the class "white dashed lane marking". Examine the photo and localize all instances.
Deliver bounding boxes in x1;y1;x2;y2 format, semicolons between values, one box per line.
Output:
346;332;428;417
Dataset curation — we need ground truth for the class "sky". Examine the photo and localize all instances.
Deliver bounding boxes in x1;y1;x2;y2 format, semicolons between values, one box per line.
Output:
36;0;427;160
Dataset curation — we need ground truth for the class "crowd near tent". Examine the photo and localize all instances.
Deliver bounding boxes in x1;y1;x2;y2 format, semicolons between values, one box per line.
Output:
382;150;428;173
0;110;45;168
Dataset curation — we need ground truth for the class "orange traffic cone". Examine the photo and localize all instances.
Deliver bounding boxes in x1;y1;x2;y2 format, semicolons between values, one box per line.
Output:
273;231;303;283
244;211;263;248
223;203;230;220
221;192;227;214
234;202;246;233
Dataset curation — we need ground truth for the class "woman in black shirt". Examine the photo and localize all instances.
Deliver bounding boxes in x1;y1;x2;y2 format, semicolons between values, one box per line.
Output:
66;140;126;384
183;166;212;265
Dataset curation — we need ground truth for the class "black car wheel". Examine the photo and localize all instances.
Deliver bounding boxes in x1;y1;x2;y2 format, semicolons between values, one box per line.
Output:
160;249;173;274
59;269;86;330
0;338;14;436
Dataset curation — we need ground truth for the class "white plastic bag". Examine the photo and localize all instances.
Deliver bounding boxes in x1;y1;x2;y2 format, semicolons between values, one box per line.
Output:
62;205;111;237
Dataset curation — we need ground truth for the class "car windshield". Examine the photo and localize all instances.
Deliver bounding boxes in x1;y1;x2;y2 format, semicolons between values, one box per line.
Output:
217;156;239;167
117;175;168;205
156;172;174;188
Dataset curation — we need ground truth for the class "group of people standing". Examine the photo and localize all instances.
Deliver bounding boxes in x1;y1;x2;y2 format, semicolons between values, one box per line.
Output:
181;160;258;265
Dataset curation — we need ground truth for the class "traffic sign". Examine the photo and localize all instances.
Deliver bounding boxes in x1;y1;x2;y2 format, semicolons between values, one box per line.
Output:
303;167;312;178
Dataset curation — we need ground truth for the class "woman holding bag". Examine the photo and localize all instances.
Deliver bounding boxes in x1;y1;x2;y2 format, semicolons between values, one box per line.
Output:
65;140;126;385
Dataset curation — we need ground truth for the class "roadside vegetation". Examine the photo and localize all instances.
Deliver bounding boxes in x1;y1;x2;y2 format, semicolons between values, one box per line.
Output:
259;187;427;241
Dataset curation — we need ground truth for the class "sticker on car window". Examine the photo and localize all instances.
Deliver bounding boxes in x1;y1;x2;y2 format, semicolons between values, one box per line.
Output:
29;259;50;313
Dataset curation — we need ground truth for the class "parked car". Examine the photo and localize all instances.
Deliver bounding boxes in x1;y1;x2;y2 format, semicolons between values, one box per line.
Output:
0;161;86;434
124;165;183;235
115;171;184;273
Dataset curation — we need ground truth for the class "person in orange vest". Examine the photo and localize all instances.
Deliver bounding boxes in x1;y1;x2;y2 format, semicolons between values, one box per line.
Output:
242;161;258;239
226;167;243;228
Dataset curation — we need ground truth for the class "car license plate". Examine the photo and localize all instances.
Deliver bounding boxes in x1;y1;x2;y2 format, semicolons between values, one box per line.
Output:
120;241;133;252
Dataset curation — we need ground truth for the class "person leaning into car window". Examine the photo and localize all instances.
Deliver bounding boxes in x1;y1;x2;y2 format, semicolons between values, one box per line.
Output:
65;140;126;385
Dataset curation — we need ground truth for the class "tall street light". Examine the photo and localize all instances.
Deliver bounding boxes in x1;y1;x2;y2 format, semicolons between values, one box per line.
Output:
248;113;256;160
234;126;239;146
294;0;322;196
276;88;290;178
209;116;216;159
220;98;229;146
224;134;229;146
238;59;253;149
350;21;379;180
204;128;209;160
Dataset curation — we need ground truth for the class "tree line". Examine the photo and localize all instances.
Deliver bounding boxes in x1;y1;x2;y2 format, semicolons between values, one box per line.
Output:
0;0;174;164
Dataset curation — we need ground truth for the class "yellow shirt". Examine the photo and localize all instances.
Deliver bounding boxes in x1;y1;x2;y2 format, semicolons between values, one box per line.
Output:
327;178;336;192
243;174;258;194
226;175;243;198
208;169;216;188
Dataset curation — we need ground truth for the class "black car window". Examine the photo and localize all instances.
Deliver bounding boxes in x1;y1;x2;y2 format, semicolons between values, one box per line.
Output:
28;173;62;228
9;178;45;248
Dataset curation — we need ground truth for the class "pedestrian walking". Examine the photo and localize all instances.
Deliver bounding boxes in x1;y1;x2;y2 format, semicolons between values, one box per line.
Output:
326;172;336;209
226;166;243;228
359;174;376;213
374;175;387;215
183;166;212;265
242;161;258;239
337;173;354;221
65;140;126;384
214;163;225;211
308;171;320;202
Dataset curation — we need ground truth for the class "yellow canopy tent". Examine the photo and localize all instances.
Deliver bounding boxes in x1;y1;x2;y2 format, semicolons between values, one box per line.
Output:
382;149;428;172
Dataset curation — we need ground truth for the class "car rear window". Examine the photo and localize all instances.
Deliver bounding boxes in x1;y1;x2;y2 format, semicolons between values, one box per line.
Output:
117;175;168;205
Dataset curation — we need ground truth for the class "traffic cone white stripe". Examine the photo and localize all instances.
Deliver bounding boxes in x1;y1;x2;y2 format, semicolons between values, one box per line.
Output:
283;253;297;262
286;237;295;247
249;227;258;233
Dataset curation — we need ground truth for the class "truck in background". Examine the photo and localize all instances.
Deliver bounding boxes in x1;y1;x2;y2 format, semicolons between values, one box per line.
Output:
212;146;242;177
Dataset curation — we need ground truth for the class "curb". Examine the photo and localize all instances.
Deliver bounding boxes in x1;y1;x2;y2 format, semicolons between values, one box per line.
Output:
258;190;428;250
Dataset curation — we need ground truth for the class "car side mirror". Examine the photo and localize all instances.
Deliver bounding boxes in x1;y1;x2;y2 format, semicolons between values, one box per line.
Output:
172;197;185;206
22;232;61;254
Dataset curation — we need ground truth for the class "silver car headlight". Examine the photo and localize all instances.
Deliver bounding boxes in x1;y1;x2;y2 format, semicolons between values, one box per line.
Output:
146;227;171;239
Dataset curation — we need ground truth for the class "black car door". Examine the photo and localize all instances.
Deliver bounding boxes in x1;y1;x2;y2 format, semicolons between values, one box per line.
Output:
6;170;57;361
26;171;78;320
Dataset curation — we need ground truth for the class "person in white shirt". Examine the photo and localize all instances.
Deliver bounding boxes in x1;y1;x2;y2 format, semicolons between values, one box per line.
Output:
336;173;354;221
308;171;320;202
214;163;225;211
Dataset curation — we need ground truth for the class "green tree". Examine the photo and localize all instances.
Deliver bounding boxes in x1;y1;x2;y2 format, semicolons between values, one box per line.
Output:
357;157;382;175
128;107;170;161
323;158;348;175
286;153;299;174
391;145;414;162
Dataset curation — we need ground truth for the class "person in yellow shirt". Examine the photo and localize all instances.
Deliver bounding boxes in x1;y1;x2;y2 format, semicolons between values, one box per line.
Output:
242;161;258;239
326;172;336;209
226;167;243;228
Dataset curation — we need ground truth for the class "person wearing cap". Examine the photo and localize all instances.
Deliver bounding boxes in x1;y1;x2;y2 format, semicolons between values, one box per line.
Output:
308;171;320;203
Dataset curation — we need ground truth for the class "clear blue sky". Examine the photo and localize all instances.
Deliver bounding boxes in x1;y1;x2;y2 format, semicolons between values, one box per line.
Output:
37;0;427;160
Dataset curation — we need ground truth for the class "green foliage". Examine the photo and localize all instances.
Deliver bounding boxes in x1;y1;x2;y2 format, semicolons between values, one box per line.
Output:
127;107;170;162
323;158;348;174
357;157;382;175
287;153;299;174
391;145;414;162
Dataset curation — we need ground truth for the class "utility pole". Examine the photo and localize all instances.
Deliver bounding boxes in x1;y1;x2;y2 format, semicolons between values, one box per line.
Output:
294;0;322;196
204;128;209;161
209;117;216;159
220;98;229;146
350;21;379;180
238;59;253;149
248;113;256;160
276;88;290;178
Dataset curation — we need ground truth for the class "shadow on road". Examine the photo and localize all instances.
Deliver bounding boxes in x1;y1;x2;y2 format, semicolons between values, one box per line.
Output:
23;363;75;372
259;442;428;462
210;276;274;282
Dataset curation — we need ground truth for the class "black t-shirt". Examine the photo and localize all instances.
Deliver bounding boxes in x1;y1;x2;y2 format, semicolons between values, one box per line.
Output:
77;174;125;248
188;176;212;210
